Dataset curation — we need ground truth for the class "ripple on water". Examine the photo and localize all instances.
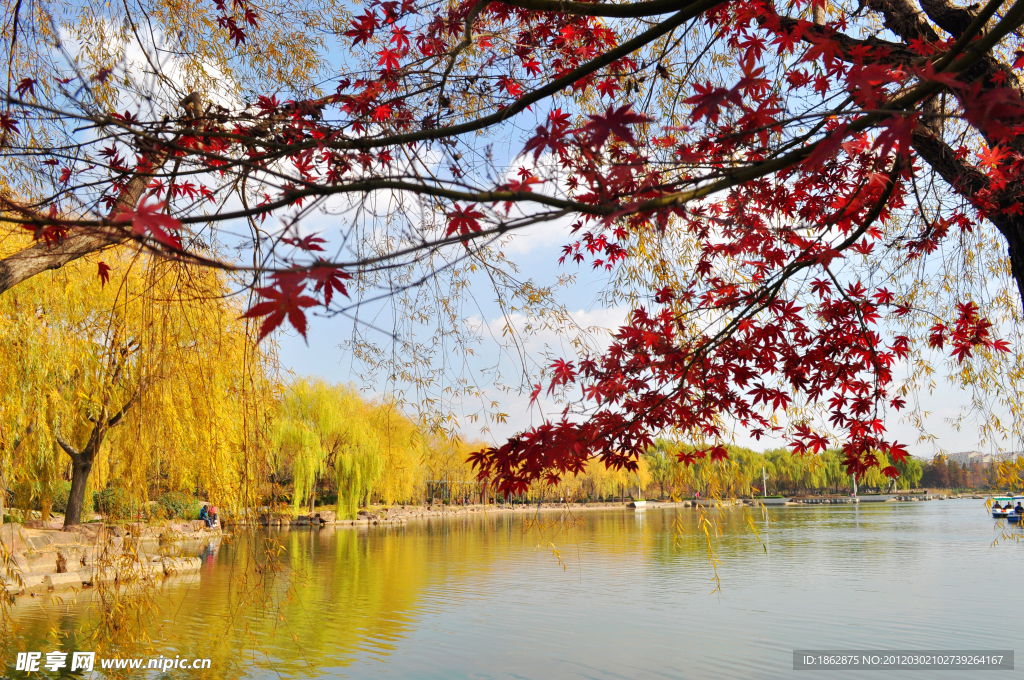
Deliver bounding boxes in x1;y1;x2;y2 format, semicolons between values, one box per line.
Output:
5;499;1019;679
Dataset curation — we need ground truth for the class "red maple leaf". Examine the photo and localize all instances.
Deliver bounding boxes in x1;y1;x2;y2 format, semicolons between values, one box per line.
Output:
522;59;542;77
546;358;577;395
281;234;327;251
0;113;19;135
446;204;485;239
390;26;411;50
684;83;742;125
596;78;622;99
960;84;1024;140
115;198;183;250
15;78;36;98
522;108;573;160
308;264;351;306
872;114;917;159
345;11;380;46
377;48;401;71
242;275;319;341
578;104;652;149
97;261;111;287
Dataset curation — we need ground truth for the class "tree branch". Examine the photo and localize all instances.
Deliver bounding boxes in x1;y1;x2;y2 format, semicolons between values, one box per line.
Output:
0;90;205;295
499;0;714;17
0;158;161;295
864;0;941;41
107;386;143;428
919;0;978;36
53;426;81;461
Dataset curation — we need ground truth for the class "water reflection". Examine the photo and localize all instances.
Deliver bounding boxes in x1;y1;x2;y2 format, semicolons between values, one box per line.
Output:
4;500;1019;679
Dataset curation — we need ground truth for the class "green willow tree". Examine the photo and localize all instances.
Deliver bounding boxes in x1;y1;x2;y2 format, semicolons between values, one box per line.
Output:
273;379;426;518
275;379;381;517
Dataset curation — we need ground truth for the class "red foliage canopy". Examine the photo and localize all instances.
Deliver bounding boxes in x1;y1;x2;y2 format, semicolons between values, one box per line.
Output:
4;0;1024;489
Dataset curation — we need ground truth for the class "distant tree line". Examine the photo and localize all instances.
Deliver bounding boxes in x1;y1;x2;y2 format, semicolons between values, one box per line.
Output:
631;445;1007;499
918;457;1001;491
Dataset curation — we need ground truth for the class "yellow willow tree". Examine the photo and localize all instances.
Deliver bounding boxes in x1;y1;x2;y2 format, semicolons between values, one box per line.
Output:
275;379;379;517
423;434;488;504
0;232;277;527
274;379;425;517
369;398;425;505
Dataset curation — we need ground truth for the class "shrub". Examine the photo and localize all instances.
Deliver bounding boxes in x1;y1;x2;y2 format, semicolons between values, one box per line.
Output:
94;487;139;520
51;481;71;514
156;492;200;520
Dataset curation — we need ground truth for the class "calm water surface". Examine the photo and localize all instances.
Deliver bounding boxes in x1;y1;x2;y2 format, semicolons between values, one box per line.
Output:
6;499;1022;679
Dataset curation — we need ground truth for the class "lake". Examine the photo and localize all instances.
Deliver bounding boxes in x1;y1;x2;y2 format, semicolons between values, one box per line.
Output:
5;499;1021;679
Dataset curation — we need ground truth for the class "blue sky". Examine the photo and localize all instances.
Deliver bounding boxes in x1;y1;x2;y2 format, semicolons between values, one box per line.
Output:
275;218;1010;460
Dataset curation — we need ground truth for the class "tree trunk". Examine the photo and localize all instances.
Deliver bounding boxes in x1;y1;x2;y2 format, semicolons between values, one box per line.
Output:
63;454;94;528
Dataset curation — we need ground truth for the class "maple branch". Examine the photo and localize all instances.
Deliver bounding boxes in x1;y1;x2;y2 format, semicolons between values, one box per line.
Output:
862;0;1024;302
499;0;714;17
918;0;979;36
0;157;162;294
0;91;213;295
913;124;1024;303
864;0;940;42
772;16;919;66
910;127;990;197
0;227;123;294
328;0;728;150
6;1;1015;297
437;0;492;109
520;158;908;476
695;158;906;372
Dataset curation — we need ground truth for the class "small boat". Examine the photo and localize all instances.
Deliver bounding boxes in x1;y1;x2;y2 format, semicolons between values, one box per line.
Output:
629;485;647;509
990;496;1024;521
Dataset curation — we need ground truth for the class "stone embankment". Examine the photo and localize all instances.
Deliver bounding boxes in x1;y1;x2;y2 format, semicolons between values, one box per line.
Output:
1;521;219;595
232;493;984;529
232;500;722;529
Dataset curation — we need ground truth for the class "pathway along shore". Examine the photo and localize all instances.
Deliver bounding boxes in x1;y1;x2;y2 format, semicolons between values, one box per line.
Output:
237;492;966;528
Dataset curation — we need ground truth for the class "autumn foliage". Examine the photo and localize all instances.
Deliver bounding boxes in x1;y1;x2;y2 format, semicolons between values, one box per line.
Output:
3;0;1024;493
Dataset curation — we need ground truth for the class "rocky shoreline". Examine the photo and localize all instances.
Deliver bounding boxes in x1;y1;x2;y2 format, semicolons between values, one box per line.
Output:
1;521;219;595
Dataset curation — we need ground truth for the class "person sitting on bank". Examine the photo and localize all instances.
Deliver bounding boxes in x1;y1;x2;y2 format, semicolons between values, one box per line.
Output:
200;504;216;528
209;505;219;528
